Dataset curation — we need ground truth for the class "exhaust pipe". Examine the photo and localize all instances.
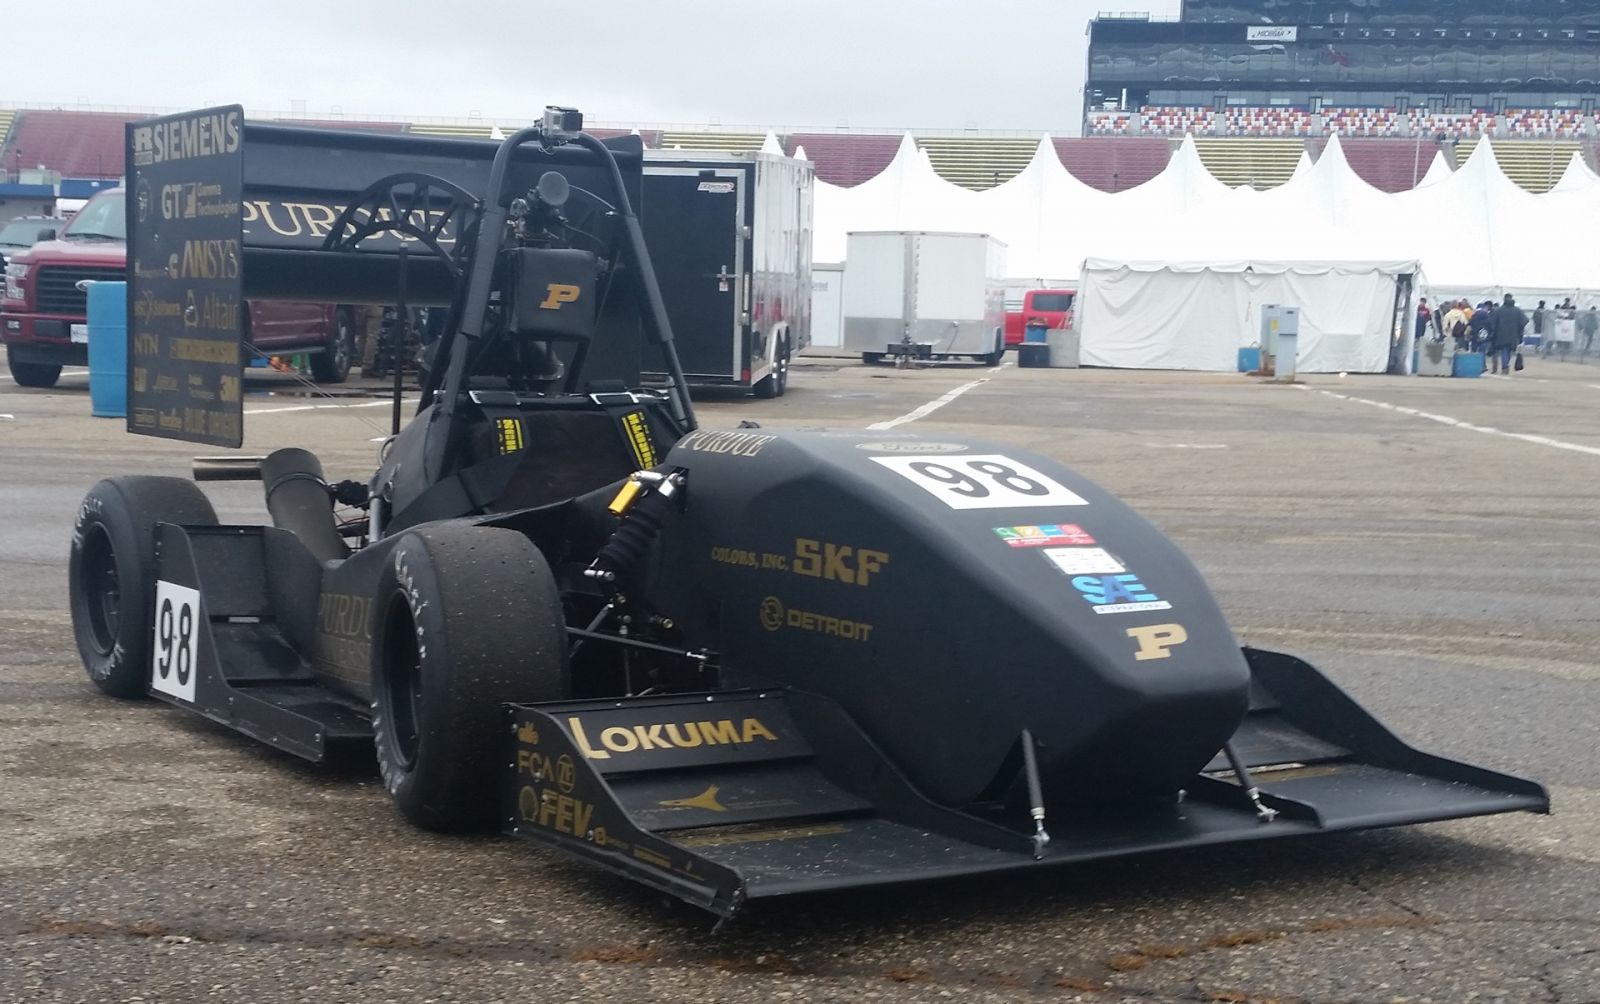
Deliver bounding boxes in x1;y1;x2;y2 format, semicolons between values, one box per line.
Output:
260;448;349;563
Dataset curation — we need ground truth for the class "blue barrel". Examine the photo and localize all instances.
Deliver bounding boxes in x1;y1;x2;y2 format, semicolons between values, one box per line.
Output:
1237;346;1261;372
87;281;128;418
1452;351;1484;378
1023;323;1048;344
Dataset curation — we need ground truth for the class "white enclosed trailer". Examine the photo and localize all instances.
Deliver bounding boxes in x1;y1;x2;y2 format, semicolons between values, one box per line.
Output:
843;231;1007;364
809;262;845;349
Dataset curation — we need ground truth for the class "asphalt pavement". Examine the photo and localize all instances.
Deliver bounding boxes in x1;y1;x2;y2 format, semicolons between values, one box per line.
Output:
2;350;1597;1003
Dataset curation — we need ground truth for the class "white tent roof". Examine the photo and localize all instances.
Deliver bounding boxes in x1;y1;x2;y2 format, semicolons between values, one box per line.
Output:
1548;151;1600;193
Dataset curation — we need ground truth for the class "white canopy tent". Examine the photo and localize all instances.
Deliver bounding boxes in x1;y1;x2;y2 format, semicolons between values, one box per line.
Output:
1075;259;1420;374
811;132;1600;302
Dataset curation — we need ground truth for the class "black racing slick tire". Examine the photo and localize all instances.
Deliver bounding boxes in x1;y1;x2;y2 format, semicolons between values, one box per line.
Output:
68;477;218;698
310;307;355;383
7;356;61;388
371;525;569;832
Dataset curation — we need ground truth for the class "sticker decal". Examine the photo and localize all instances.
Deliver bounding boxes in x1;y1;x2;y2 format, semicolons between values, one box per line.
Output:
855;441;968;454
495;417;525;455
869;454;1087;510
1041;547;1126;575
151;580;200;702
1070;574;1173;615
620;409;657;468
995;524;1095;547
1126;623;1188;660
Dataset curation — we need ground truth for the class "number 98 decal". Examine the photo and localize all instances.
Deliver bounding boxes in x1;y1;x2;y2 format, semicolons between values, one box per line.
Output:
869;454;1088;510
151;580;200;702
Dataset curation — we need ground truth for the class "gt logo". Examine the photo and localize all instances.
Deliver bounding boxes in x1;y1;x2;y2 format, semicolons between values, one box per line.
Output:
1126;623;1188;661
539;283;581;309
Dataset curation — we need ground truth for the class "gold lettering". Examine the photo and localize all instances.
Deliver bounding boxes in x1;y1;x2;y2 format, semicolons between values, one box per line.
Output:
699;720;740;745
663;722;702;748
741;718;777;743
600;726;639;753
1126;624;1189;661
539;283;581;309
568;716;608;759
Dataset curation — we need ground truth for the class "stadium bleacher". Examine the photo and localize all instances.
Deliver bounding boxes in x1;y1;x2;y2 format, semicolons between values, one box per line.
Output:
1;105;1594;201
2;110;137;178
786;133;901;187
1191;137;1305;187
1054;137;1170;191
916;136;1038;189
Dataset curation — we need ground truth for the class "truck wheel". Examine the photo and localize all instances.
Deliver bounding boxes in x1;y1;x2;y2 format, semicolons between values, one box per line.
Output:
7;357;61;388
371;525;568;832
310;308;355;383
754;336;789;398
68;477;219;698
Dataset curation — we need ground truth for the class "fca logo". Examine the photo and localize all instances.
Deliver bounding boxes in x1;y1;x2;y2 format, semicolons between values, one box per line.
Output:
1071;574;1158;605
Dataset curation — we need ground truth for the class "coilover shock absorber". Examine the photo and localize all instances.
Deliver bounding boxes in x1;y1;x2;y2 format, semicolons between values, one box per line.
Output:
584;470;685;586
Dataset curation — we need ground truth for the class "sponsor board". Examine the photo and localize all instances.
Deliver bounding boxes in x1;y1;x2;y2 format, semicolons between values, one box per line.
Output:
1246;25;1297;41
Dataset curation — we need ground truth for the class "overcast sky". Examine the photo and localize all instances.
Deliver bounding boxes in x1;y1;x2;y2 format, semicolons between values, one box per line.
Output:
5;0;1181;135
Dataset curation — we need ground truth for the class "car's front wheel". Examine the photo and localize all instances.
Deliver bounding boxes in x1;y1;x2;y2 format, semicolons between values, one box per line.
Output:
371;525;568;831
68;477;218;697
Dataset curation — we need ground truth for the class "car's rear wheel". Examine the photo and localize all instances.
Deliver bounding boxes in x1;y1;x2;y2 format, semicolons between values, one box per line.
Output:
310;308;355;383
7;356;61;388
371;525;568;831
68;477;218;697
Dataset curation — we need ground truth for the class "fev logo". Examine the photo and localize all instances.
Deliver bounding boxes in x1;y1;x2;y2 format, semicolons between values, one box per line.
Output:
1070;574;1173;615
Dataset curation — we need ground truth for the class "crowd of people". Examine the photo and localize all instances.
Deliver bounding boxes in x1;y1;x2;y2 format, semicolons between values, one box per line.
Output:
1415;294;1600;374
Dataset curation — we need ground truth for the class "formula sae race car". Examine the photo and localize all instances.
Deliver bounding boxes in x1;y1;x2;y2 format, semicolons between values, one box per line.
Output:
68;106;1547;920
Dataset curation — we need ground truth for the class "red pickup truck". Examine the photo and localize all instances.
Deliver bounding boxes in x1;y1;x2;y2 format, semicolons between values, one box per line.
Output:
2;188;360;388
1003;288;1076;347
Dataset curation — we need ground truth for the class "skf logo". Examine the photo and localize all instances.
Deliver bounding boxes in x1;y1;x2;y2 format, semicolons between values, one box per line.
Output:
1126;623;1188;661
539;283;581;310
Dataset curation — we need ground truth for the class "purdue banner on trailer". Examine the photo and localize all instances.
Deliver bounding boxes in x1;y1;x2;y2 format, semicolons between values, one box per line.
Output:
125;105;245;447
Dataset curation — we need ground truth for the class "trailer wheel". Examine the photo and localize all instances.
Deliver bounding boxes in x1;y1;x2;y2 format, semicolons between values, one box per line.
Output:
6;357;61;388
372;525;568;832
754;335;789;398
310;308;355;383
68;477;219;698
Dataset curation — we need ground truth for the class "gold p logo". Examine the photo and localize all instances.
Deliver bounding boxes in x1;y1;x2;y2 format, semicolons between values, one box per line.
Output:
1126;623;1188;661
540;283;581;310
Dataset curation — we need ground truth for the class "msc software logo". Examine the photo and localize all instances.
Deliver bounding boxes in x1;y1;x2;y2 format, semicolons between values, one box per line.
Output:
539;283;581;309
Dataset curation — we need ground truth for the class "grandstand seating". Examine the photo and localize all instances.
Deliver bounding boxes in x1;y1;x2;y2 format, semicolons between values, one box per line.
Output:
1456;138;1586;193
917;136;1038;189
1502;108;1584;139
1054;137;1170;191
2;110;136;178
1336;138;1446;192
1192;137;1304;187
1086;111;1131;136
407;122;495;139
0;109;16;170
1223;106;1315;137
1141;105;1218;136
1325;107;1403;138
787;133;901;187
657;131;765;153
1411;111;1493;140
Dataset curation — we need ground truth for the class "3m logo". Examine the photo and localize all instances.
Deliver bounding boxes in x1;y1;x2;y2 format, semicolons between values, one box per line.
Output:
540;283;581;309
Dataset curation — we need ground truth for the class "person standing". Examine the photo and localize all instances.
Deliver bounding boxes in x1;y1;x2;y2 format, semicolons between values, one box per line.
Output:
1580;306;1599;362
1416;297;1432;343
1490;293;1527;375
1445;299;1471;349
1532;300;1548;356
1553;297;1578;361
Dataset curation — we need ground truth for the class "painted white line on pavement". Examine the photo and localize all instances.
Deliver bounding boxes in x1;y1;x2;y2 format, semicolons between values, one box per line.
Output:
1145;443;1228;449
864;360;1009;431
245;399;397;415
0;413;13;420
1313;388;1600;457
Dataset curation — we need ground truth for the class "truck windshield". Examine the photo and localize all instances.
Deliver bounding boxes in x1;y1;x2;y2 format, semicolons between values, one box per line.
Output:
0;220;53;249
62;192;126;241
1031;293;1074;312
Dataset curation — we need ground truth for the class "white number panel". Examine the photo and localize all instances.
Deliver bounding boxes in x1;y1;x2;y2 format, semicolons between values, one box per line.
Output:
869;454;1088;510
151;580;200;703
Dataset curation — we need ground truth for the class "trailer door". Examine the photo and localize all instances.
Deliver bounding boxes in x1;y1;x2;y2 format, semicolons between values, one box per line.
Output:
640;168;745;381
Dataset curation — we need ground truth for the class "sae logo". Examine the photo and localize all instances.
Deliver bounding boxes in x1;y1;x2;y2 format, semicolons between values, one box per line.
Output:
1070;573;1173;615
